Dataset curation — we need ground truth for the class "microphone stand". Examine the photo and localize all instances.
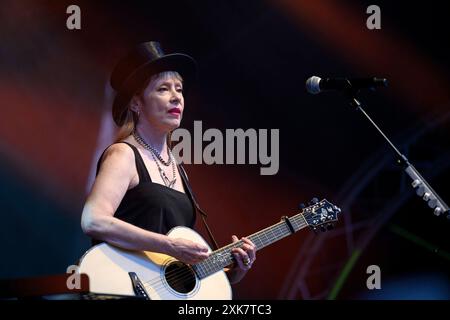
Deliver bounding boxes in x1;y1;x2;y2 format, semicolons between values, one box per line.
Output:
346;91;449;220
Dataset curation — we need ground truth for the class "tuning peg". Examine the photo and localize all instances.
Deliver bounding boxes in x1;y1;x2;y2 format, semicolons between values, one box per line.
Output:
307;197;319;206
299;203;306;210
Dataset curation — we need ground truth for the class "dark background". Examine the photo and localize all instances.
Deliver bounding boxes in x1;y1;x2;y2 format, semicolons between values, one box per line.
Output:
0;0;448;299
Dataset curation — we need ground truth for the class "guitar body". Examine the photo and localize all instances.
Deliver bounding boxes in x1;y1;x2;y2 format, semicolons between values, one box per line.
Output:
78;226;232;300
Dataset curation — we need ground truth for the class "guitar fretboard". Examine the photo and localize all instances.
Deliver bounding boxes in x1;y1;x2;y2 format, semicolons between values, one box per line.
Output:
192;212;309;279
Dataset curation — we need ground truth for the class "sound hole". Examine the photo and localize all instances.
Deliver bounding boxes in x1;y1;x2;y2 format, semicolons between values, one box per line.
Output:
165;261;196;294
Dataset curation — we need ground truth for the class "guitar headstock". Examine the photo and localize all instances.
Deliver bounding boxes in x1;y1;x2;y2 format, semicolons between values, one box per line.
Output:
302;198;341;233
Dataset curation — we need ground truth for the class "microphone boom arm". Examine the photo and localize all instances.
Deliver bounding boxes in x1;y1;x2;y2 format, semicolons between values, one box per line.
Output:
348;97;449;219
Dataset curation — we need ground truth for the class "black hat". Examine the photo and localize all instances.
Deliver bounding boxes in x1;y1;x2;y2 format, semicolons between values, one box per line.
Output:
110;41;197;126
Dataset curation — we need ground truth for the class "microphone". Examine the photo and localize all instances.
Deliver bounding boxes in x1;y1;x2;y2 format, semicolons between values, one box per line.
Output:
306;76;388;94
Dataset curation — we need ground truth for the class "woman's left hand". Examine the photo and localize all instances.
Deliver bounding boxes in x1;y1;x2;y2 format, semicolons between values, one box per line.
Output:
231;235;256;273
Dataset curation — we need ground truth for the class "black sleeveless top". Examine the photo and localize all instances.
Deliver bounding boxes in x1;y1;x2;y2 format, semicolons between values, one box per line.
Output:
93;142;196;243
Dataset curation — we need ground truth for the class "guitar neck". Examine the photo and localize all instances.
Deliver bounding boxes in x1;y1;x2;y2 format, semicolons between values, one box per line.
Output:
193;212;309;279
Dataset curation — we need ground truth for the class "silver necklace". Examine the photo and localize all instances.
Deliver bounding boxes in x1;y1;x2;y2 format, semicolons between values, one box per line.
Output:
149;149;177;188
133;131;177;188
133;131;172;166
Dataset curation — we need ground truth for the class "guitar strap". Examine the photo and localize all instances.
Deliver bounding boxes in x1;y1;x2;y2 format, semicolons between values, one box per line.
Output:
177;164;219;251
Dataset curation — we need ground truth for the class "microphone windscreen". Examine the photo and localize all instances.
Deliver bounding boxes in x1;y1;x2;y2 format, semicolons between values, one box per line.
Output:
305;76;322;94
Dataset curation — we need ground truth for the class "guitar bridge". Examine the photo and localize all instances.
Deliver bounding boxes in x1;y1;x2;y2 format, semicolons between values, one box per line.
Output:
128;272;150;300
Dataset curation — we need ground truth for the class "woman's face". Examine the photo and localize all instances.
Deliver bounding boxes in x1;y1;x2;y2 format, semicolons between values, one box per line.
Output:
136;73;184;133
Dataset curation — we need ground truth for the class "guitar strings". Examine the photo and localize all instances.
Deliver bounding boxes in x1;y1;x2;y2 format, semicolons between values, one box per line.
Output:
140;216;312;293
143;221;312;295
142;214;313;293
143;240;244;290
142;216;312;292
143;219;294;289
142;239;246;292
143;238;248;287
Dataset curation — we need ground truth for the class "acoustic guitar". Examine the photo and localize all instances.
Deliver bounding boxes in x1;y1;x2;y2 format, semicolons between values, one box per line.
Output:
78;198;340;300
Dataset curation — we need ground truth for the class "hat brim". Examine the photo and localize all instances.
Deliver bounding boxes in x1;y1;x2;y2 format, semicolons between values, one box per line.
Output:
112;53;197;126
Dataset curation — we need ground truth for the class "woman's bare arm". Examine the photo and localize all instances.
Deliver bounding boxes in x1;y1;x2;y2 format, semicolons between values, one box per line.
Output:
81;143;208;264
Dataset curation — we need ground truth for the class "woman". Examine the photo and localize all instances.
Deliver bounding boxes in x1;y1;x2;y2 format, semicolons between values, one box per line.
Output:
81;41;256;285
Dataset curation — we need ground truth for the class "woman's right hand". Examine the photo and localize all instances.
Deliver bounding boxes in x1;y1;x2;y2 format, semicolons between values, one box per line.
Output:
167;237;210;264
